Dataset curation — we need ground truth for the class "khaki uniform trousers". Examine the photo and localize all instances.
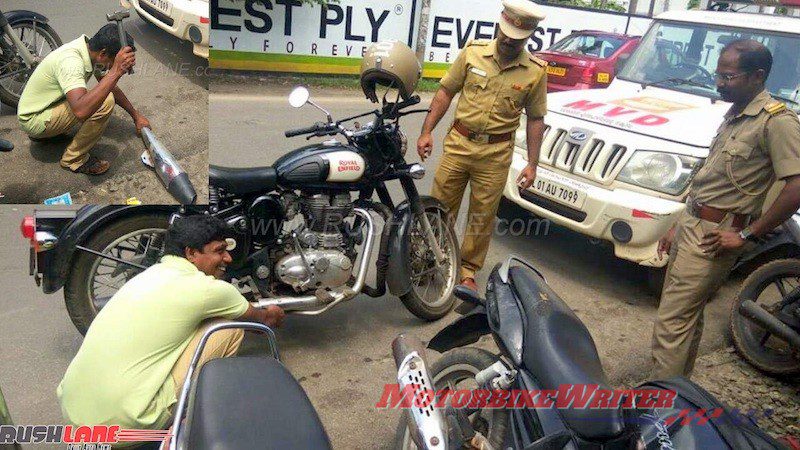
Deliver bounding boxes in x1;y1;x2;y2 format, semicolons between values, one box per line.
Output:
170;319;245;395
431;128;513;280
651;210;745;379
31;92;115;171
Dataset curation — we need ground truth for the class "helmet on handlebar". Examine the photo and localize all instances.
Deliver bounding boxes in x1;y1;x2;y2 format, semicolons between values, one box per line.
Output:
360;41;422;104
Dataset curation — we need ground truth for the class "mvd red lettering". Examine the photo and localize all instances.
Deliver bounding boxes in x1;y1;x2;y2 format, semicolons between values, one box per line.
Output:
563;100;669;126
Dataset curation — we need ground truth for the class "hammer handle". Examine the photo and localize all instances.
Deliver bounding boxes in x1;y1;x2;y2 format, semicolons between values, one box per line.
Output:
116;23;134;75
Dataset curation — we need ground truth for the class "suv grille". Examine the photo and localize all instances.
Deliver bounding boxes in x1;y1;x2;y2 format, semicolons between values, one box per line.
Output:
540;128;627;184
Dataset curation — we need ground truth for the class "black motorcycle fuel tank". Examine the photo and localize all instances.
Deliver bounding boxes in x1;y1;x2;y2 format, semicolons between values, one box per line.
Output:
274;142;367;188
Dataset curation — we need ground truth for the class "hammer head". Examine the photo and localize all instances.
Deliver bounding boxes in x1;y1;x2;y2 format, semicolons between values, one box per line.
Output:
106;10;130;21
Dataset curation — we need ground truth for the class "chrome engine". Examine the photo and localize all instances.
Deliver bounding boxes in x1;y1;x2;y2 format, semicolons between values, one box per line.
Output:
275;193;355;292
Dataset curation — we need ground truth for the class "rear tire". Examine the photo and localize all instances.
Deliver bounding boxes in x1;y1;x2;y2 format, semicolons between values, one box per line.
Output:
730;259;800;376
394;347;509;450
400;207;460;321
64;214;170;335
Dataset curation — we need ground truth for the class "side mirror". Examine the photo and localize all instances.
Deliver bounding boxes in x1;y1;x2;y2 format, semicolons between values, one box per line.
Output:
615;53;631;74
288;86;310;108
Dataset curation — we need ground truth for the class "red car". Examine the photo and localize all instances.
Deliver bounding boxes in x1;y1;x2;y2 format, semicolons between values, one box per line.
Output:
536;30;640;92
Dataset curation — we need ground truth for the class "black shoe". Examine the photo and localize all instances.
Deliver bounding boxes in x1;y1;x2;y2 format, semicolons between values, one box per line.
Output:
0;139;12;152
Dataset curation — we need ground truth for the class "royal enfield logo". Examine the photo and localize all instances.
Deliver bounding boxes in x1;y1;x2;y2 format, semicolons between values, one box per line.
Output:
338;160;361;172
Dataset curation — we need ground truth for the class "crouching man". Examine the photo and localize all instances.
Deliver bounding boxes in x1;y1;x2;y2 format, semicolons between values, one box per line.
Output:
57;215;285;444
17;24;150;175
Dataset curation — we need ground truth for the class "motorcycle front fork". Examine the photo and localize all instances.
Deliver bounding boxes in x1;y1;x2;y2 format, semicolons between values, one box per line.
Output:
399;176;448;264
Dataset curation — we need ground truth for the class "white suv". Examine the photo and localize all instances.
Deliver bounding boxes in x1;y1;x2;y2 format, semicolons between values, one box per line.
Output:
124;0;209;58
505;9;800;282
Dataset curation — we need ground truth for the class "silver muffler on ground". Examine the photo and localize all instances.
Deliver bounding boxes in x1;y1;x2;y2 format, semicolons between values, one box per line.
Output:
255;208;376;314
140;127;196;205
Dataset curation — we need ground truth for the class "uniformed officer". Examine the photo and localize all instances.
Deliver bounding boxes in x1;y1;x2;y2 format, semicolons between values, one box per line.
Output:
653;39;800;379
417;0;547;292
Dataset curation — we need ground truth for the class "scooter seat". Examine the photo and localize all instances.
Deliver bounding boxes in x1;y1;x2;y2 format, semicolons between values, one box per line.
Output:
508;266;626;442
209;165;278;195
186;356;332;450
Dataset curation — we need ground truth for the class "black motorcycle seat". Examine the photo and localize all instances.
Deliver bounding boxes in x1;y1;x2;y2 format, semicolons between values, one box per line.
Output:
209;165;278;195
186;356;332;450
508;266;626;441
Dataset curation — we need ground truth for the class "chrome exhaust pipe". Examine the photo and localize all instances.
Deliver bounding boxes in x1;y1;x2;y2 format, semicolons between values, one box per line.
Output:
739;300;800;348
255;208;376;314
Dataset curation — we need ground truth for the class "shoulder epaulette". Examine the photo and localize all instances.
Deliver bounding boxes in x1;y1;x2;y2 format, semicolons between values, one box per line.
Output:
766;101;786;115
467;40;490;47
530;55;546;67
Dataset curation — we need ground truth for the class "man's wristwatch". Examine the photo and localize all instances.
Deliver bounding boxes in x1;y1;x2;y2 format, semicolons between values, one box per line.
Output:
739;227;756;242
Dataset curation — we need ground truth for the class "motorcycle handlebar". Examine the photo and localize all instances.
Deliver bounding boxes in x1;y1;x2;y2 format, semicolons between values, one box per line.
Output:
285;122;326;138
392;333;427;369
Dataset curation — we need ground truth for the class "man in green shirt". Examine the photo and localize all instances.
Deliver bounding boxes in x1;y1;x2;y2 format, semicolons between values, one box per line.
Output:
57;216;285;442
17;24;150;175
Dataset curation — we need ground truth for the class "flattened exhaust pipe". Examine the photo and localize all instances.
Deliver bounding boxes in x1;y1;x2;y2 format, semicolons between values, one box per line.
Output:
739;300;800;348
255;208;375;314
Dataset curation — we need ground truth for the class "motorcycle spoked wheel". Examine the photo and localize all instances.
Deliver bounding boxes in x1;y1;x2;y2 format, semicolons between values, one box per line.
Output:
394;347;509;450
64;214;170;335
400;208;460;321
0;20;62;107
730;259;800;376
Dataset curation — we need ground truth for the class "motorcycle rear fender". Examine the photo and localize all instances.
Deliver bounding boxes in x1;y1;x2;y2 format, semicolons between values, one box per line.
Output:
40;205;179;294
427;308;491;353
1;10;51;28
733;228;800;272
386;196;450;297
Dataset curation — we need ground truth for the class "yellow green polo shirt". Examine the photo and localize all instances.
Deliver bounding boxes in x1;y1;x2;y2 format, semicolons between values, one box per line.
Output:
57;256;249;436
17;35;95;136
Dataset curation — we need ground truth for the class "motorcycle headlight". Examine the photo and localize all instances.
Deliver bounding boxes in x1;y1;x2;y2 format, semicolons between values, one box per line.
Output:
617;150;702;195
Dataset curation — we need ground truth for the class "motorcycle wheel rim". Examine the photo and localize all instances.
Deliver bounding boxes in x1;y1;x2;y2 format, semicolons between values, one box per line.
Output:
0;23;58;99
409;210;458;308
86;228;167;314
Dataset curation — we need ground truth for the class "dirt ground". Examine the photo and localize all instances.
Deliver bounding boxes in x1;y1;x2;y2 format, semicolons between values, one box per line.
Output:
692;347;800;447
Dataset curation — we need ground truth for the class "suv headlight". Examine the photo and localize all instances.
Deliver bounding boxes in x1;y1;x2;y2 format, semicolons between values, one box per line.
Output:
617;150;702;195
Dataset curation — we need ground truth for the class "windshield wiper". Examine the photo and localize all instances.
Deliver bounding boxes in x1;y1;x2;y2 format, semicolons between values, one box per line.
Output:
642;77;711;90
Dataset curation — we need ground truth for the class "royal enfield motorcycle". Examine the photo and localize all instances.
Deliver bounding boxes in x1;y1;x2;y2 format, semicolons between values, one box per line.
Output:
0;6;62;106
25;87;460;335
730;214;800;377
392;255;786;450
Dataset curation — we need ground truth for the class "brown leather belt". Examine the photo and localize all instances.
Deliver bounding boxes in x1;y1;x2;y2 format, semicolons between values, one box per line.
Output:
687;198;749;230
453;120;514;144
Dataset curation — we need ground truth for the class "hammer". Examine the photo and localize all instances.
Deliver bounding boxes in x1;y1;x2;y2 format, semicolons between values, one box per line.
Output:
106;10;134;74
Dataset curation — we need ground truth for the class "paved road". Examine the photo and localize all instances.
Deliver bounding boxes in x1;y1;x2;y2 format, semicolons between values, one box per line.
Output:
0;0;208;204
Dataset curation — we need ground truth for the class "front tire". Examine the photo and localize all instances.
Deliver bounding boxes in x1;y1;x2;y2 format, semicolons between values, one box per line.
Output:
400;207;460;321
64;214;170;335
730;259;800;376
394;347;508;450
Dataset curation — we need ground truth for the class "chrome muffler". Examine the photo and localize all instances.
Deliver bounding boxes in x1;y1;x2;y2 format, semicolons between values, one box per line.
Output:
255;208;375;314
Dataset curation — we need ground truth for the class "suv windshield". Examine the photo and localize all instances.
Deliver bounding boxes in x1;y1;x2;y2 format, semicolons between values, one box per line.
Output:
617;20;800;111
549;33;626;59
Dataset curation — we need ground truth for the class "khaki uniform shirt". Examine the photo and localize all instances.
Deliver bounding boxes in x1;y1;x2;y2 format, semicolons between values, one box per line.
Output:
440;40;548;137
690;90;800;216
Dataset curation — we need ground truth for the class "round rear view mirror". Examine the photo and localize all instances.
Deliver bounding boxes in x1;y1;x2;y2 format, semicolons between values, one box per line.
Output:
289;86;310;108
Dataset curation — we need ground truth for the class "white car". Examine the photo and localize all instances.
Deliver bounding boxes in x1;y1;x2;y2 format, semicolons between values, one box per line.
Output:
505;8;800;287
122;0;209;58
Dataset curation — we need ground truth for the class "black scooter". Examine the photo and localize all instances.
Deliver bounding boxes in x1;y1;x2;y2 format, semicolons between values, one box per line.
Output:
0;7;62;107
393;255;786;450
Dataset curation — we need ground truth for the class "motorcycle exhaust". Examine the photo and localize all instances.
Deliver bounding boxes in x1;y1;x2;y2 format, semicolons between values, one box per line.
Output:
255;208;375;314
392;333;447;450
140;127;197;205
739;300;800;348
